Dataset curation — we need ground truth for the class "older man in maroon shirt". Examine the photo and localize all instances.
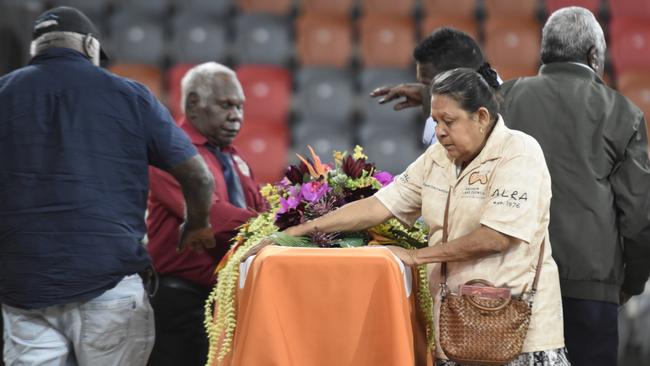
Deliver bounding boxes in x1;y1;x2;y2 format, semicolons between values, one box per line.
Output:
146;62;266;366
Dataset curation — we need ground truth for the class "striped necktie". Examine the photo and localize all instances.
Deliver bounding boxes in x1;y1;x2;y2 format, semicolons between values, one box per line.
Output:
211;148;246;209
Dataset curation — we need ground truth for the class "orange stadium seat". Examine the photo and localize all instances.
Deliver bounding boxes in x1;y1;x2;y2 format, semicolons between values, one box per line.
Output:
420;16;478;40
108;63;164;102
609;0;650;19
545;0;600;14
422;0;476;18
610;19;650;75
166;63;196;121
236;65;292;122
234;121;289;184
359;0;415;17
296;14;353;67
484;19;540;80
300;0;355;16
359;15;416;67
484;0;539;19
238;0;292;15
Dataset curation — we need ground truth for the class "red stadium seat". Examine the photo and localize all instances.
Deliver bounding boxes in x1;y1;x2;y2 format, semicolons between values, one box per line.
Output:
108;63;164;102
545;0;600;15
166;63;196;121
610;19;650;75
484;19;540;76
616;70;650;92
422;0;476;18
484;0;538;19
359;15;416;67
609;0;650;19
234;121;289;184
494;66;539;82
296;14;353;67
237;0;292;15
420;16;479;41
300;0;355;16
359;0;415;17
235;65;292;122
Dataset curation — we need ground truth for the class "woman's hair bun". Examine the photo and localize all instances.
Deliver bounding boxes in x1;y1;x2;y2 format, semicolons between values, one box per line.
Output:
477;62;500;89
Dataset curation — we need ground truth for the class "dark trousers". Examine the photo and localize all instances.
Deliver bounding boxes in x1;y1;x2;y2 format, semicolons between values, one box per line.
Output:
562;297;618;366
147;276;211;366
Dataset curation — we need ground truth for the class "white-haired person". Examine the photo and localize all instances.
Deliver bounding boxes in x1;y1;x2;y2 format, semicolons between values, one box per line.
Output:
146;62;266;366
501;7;650;366
0;6;215;365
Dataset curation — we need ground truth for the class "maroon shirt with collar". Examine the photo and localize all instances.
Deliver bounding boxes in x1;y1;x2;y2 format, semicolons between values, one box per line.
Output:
146;118;266;287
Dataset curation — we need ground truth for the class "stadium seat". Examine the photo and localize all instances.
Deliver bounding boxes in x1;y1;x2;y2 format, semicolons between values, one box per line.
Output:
234;121;290;183
359;15;416;67
108;12;165;64
545;0;600;15
484;0;539;19
166;63;196;121
360;68;420;123
610;19;650;75
300;0;355;16
616;70;650;92
422;0;476;18
170;11;228;64
296;14;353;67
358;122;423;174
169;0;232;17
49;0;110;19
484;19;540;75
293;122;355;164
113;0;169;18
234;13;292;65
237;0;292;15
359;0;415;17
108;64;164;101
0;27;22;76
236;65;292;121
609;0;650;19
295;67;355;122
493;66;539;82
420;16;479;41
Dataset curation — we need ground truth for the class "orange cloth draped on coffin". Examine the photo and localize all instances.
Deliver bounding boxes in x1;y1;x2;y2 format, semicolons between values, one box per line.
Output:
213;245;432;366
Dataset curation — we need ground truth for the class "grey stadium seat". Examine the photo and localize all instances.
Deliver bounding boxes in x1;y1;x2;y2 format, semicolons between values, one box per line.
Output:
169;0;232;17
358;121;424;174
170;11;228;63
108;11;165;64
360;67;421;124
293;121;355;163
295;67;355;124
234;13;291;65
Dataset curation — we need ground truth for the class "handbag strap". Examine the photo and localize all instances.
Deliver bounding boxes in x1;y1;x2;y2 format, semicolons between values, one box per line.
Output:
439;190;546;300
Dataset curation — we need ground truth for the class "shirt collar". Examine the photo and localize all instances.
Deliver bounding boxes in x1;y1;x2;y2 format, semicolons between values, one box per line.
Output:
539;62;603;85
179;117;237;154
29;47;92;65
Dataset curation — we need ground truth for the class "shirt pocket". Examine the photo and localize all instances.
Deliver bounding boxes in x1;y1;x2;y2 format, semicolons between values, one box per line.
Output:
80;295;135;351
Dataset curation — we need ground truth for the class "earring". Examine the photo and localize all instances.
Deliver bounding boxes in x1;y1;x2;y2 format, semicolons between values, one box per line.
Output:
479;127;485;134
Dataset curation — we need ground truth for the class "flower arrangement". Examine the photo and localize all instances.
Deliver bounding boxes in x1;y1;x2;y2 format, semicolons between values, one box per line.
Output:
204;146;434;365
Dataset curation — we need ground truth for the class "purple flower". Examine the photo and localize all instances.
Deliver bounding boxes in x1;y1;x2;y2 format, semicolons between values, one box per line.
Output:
275;202;306;230
301;181;329;202
373;171;394;187
278;195;301;214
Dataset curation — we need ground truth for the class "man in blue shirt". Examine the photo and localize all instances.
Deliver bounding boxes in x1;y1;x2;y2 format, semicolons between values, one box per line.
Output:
0;7;216;365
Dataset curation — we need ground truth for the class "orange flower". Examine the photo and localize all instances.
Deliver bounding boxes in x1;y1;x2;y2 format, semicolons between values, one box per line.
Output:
296;145;330;179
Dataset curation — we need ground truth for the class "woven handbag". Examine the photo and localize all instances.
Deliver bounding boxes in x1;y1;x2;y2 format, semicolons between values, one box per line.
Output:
437;191;544;366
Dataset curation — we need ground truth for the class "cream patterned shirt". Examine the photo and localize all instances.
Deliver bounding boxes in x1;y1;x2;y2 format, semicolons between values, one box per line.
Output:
375;116;564;356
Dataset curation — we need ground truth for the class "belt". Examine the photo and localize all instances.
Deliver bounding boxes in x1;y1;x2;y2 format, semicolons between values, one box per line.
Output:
158;275;211;297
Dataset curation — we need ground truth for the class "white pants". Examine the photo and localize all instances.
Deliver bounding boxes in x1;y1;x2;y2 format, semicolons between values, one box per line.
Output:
2;275;154;366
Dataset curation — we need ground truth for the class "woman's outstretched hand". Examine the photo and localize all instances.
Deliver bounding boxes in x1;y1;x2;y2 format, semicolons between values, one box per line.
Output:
385;245;418;267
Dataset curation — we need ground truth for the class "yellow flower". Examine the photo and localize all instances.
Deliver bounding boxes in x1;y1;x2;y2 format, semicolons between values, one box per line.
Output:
332;150;345;166
260;183;280;211
352;145;368;160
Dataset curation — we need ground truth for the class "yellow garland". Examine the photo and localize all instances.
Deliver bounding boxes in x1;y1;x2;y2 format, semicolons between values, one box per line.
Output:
204;213;278;366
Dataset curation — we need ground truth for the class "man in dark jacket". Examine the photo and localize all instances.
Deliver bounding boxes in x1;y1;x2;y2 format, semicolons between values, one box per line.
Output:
500;7;650;366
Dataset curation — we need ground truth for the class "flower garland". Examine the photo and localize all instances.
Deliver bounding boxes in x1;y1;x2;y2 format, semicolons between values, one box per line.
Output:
204;147;435;365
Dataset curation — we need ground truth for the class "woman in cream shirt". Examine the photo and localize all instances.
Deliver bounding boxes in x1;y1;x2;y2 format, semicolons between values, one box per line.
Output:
253;67;568;366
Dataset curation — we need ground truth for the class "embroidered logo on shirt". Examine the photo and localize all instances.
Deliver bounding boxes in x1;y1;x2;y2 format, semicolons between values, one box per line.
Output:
468;171;488;185
232;155;251;177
